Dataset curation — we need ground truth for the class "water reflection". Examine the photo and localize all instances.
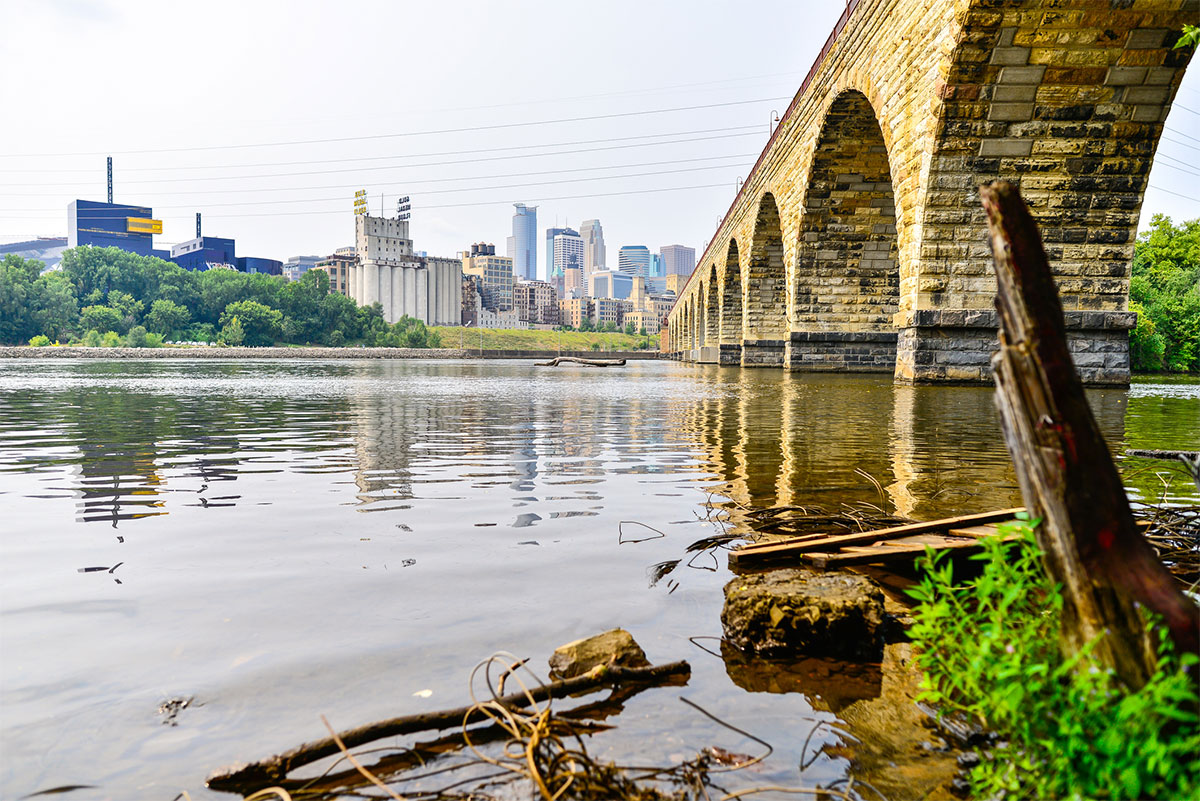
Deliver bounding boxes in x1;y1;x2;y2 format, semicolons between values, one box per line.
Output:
0;359;1195;801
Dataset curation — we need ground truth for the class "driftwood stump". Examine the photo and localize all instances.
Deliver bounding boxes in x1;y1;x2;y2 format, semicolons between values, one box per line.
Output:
981;181;1198;690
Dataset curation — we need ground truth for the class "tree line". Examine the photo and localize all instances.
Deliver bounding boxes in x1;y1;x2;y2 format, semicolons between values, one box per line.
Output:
1128;215;1199;373
0;246;441;348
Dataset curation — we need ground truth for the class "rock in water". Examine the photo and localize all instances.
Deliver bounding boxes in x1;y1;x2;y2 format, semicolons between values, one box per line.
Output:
721;569;885;659
548;628;651;679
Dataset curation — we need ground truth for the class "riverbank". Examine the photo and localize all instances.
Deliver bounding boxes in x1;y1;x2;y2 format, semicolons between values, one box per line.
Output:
0;346;662;360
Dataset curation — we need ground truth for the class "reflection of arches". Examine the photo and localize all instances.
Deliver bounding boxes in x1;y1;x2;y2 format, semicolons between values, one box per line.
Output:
720;240;743;346
796;91;899;333
704;265;719;346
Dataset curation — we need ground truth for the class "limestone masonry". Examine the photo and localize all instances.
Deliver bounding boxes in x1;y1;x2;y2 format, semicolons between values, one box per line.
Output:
666;0;1195;385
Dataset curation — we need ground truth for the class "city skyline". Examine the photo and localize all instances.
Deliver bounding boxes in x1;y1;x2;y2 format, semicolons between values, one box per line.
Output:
6;1;1194;269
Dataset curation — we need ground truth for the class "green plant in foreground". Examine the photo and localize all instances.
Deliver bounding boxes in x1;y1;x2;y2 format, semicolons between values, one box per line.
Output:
907;520;1200;800
28;335;50;347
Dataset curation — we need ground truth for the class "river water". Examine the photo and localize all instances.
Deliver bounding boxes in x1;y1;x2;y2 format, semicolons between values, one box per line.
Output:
1;359;1196;800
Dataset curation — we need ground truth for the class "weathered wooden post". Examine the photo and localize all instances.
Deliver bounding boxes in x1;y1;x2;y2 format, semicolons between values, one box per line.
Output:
981;181;1198;690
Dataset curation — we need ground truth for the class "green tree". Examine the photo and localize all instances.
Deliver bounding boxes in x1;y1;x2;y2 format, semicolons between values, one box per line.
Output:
219;300;282;346
145;298;191;335
0;254;44;343
1130;215;1200;372
100;331;122;347
218;316;245;346
79;305;123;335
82;329;103;347
29;335;50;347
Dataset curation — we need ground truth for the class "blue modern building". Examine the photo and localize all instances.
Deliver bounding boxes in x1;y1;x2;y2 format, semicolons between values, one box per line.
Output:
617;245;651;278
237;256;283;275
169;236;237;271
68;199;167;258
68;198;284;275
511;203;537;281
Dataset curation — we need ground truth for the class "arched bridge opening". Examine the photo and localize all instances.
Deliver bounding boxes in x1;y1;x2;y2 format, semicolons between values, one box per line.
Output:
790;90;901;373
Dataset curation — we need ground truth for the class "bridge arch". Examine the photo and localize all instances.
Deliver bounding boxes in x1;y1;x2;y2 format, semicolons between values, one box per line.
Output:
787;89;901;372
742;193;788;366
720;239;743;347
704;265;720;346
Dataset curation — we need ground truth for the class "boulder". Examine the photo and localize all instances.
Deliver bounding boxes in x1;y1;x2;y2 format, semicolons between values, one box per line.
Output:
548;628;650;679
721;568;885;660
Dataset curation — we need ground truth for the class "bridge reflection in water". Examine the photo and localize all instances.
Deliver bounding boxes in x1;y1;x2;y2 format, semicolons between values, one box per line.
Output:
665;365;1137;525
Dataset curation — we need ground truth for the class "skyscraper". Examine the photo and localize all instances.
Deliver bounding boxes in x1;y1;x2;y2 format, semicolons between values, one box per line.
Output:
579;219;606;282
660;244;696;277
617;245;651;278
511;204;537;281
553;229;584;292
545;226;567;278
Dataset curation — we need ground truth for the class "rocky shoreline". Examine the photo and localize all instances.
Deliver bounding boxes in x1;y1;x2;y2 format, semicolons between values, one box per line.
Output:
0;346;661;360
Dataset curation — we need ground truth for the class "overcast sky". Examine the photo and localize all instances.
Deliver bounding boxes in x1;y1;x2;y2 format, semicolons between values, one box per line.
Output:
2;0;1198;280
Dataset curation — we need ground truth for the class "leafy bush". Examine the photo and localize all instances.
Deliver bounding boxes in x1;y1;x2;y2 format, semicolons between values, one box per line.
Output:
28;335;50;347
327;329;345;347
82;329;103;347
220;300;281;346
908;523;1200;800
100;331;122;348
125;325;148;348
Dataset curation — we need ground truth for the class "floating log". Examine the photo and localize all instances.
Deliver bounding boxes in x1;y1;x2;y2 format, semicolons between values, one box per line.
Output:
534;356;627;367
206;659;690;794
981;180;1199;688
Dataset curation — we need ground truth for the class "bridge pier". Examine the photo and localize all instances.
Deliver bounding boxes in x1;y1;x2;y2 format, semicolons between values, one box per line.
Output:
894;310;1135;386
718;343;742;366
784;331;898;373
740;339;786;368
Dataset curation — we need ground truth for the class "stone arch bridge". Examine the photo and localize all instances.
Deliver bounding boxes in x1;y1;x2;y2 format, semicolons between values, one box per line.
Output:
666;0;1195;385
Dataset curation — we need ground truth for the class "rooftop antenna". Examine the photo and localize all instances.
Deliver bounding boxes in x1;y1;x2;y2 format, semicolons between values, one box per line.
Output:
106;156;113;204
196;213;202;238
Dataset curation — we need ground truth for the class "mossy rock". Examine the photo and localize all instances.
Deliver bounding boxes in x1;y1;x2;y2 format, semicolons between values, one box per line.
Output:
722;568;885;660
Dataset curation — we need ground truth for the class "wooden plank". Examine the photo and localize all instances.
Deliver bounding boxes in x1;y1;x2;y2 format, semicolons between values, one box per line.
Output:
807;538;987;569
729;508;1025;566
948;524;1002;539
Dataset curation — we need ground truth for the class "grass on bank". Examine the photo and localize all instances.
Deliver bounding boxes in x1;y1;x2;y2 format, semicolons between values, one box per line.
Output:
430;327;658;352
908;521;1199;801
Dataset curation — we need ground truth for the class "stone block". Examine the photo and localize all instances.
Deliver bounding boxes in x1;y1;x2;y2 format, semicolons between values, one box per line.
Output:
1104;66;1148;85
979;138;1035;157
1122;85;1171;104
721;569;885;660
1000;65;1047;84
989;102;1036;121
1125;28;1168;49
991;46;1032;65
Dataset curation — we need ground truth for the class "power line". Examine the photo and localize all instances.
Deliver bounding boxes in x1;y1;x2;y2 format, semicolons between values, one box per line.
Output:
0;124;765;175
2;132;763;189
0;181;739;221
1163;125;1200;146
1147;183;1200;202
1171;102;1200;116
1;161;749;215
3;152;755;201
2;96;790;158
